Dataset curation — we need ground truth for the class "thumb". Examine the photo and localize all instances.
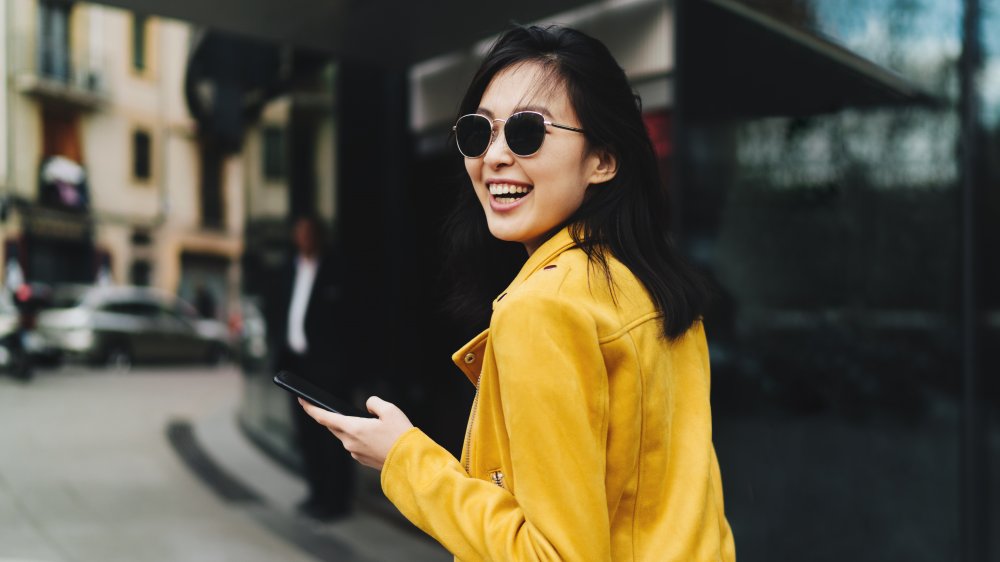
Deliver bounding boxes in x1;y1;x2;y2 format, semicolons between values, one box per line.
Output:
366;395;395;418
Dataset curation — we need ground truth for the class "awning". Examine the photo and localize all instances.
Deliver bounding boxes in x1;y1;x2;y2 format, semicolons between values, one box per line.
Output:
99;0;932;115
94;0;590;66
678;0;935;119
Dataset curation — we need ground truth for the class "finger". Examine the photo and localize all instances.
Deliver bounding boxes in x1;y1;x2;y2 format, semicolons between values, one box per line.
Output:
299;398;348;428
299;397;326;419
365;395;395;418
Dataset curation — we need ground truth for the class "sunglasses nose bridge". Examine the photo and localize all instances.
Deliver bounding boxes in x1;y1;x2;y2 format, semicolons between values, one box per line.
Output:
484;117;512;157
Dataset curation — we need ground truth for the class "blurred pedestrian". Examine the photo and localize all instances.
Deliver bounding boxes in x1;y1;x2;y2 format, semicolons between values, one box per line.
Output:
269;214;353;520
300;25;735;560
194;283;216;319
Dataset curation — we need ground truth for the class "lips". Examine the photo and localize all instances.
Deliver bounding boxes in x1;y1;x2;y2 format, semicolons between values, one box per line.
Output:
488;182;533;205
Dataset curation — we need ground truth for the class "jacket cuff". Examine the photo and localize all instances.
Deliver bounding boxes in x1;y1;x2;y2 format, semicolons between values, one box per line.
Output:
380;427;457;503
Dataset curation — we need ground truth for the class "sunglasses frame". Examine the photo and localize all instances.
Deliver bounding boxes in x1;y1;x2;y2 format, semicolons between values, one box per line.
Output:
452;111;585;158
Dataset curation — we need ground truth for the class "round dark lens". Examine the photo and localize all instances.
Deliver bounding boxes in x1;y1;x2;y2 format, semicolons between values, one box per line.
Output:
505;112;546;156
455;115;492;157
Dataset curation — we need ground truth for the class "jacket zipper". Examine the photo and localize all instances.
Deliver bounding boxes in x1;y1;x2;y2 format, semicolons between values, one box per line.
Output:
462;377;481;474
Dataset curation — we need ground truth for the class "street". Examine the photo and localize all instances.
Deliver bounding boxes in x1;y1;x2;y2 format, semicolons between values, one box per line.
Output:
0;364;450;562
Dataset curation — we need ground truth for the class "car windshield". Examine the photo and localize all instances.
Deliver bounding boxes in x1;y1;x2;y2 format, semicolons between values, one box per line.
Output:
174;300;200;320
49;286;90;309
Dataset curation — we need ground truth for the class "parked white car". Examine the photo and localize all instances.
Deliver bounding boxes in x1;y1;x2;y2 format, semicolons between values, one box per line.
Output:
37;284;233;370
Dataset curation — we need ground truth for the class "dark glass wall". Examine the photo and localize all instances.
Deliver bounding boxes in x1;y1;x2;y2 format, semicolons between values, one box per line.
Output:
980;1;1000;559
678;1;992;560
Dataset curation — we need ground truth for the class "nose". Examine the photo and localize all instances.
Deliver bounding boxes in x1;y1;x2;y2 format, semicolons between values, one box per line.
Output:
482;120;514;168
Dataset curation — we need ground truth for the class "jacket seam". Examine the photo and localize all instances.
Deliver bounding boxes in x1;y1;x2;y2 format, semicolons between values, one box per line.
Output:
626;328;644;561
503;293;659;346
598;311;661;344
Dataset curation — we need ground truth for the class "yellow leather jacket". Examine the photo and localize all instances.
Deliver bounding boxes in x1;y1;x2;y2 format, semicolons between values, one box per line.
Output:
382;228;735;561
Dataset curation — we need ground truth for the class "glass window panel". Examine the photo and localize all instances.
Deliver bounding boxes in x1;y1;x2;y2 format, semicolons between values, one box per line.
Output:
132;15;147;72
132;129;151;180
262;126;286;181
684;2;965;560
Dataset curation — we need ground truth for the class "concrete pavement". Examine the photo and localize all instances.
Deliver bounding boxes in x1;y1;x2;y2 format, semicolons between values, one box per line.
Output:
0;365;450;562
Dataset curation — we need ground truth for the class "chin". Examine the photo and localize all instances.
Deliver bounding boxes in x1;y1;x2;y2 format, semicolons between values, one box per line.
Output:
485;223;525;245
487;228;519;244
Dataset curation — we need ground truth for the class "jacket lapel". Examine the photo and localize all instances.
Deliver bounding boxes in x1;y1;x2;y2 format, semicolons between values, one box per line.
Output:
452;228;578;385
452;329;489;385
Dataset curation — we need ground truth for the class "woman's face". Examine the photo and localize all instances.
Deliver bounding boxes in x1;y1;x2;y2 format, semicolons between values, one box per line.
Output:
464;62;615;255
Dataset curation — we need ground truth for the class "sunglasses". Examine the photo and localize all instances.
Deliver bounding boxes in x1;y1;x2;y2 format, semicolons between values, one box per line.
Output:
452;111;585;158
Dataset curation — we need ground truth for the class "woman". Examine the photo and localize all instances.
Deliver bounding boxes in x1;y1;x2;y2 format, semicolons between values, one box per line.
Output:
300;25;736;561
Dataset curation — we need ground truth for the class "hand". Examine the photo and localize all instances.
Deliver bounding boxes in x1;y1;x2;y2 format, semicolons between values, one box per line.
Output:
299;396;413;471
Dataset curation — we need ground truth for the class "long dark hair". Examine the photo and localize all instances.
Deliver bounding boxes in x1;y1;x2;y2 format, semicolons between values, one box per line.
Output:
442;24;707;339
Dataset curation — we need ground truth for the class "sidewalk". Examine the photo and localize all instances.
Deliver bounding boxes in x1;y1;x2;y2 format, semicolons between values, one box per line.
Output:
181;383;451;562
0;366;450;562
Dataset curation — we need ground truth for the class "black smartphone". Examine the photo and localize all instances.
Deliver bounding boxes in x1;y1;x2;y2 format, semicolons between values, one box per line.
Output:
273;371;368;417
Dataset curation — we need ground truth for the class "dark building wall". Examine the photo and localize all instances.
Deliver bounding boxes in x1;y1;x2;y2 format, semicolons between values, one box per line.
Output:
237;63;477;484
333;62;475;456
677;1;995;560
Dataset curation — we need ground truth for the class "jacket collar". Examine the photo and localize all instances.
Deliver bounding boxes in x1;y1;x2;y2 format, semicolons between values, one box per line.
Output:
451;228;579;385
491;227;577;310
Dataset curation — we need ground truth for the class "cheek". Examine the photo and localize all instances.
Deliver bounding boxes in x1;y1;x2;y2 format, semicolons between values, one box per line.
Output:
464;159;481;184
465;160;490;206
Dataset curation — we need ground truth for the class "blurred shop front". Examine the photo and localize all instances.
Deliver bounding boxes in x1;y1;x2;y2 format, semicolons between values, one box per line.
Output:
4;160;101;289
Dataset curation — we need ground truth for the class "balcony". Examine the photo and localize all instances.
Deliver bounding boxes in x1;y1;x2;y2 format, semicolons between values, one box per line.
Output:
14;33;110;110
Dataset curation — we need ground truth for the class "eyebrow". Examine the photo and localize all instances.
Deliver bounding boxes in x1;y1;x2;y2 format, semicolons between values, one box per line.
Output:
475;105;554;120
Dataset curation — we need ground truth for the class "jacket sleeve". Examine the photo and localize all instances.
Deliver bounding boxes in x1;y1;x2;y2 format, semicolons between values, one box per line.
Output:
381;294;611;561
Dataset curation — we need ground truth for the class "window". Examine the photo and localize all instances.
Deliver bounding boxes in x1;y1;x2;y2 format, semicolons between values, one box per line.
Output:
262;126;286;181
132;14;148;73
200;140;223;229
130;261;150;286
37;1;71;82
132;129;151;181
130;229;151;246
99;301;158;317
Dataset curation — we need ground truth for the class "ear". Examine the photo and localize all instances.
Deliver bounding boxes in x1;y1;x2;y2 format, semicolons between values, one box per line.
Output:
587;149;618;185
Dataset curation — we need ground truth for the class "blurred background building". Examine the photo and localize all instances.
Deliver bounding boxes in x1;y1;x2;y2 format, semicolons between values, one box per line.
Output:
1;1;245;316
2;0;997;560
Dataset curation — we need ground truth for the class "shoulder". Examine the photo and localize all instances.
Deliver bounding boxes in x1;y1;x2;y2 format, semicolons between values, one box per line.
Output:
493;248;656;340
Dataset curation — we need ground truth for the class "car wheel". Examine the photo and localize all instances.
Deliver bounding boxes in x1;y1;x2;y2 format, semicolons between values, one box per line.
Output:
11;351;33;381
106;345;133;373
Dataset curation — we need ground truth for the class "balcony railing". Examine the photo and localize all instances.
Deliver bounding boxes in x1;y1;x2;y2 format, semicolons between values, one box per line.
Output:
14;32;110;109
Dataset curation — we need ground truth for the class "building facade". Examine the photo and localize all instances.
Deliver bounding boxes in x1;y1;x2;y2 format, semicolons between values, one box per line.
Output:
1;0;244;318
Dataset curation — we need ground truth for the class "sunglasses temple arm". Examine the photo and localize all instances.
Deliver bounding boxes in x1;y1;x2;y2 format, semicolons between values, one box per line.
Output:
548;122;585;133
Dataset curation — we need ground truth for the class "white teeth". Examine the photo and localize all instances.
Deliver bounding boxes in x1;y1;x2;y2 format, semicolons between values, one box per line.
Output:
488;183;532;196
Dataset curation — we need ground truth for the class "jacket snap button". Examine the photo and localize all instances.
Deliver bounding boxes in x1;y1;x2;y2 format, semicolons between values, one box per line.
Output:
464;353;476;364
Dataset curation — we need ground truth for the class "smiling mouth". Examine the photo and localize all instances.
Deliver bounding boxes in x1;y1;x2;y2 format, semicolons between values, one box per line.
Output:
489;183;533;204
